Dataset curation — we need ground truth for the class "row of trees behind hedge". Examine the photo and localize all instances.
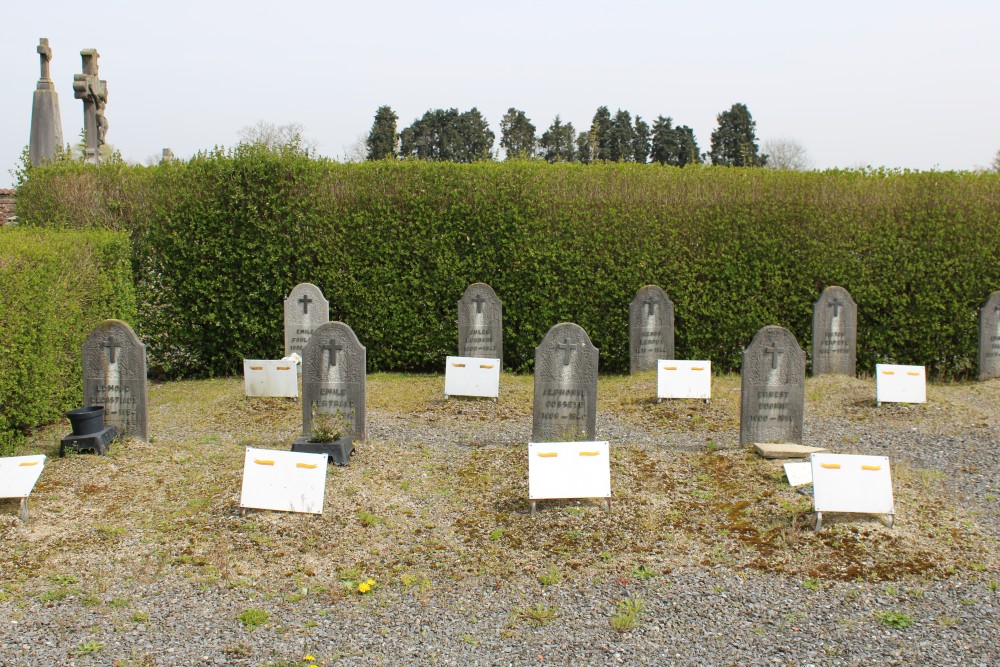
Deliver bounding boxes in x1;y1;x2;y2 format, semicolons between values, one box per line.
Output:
13;150;1000;385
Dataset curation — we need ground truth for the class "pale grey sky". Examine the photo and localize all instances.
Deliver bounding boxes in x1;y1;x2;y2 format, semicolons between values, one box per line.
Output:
4;0;999;187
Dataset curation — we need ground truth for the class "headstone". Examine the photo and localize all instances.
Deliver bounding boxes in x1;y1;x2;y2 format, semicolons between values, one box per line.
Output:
812;286;857;376
811;453;894;532
629;285;674;373
240;447;327;515
457;283;503;362
532;323;598;442
82;319;148;442
301;322;366;441
71;49;108;165
739;325;805;446
29;38;64;167
161;148;174;162
978;291;1000;381
284;283;329;359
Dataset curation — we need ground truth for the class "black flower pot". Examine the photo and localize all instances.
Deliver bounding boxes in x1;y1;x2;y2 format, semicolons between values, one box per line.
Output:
66;405;105;436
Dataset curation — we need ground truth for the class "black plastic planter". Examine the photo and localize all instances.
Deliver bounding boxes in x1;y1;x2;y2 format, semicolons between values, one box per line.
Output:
61;405;117;456
66;405;105;436
291;436;354;466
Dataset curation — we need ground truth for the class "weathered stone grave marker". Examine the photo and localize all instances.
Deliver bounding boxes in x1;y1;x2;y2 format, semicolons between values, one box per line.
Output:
299;321;366;442
29;38;64;166
978;291;1000;381
812;286;857;376
82;319;148;442
629;285;674;373
740;325;805;446
532;323;598;442
71;48;108;165
284;283;329;359
458;283;503;362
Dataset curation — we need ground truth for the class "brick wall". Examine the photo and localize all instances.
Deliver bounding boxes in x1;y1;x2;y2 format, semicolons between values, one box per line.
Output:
0;189;15;225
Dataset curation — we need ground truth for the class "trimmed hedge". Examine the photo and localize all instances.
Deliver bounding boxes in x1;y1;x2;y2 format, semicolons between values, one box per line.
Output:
15;151;1000;380
0;227;136;454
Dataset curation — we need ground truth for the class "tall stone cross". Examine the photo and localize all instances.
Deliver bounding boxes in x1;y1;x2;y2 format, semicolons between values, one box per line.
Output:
72;49;108;165
557;338;579;366
322;340;342;367
764;344;784;370
101;336;120;363
828;297;844;318
29;37;64;167
643;297;657;316
471;294;486;314
298;293;313;314
38;38;52;80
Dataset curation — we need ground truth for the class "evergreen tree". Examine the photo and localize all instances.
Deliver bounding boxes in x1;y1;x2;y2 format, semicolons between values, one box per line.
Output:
588;106;612;161
399;108;494;162
456;107;495;161
674;125;701;166
649;115;677;165
576;130;593;164
499;108;537;159
539;115;577;162
365;105;398;160
632;115;650;164
709;103;766;167
605;109;634;162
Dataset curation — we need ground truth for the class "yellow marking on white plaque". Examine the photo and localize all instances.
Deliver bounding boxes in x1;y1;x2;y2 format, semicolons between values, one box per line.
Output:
862;465;881;471
820;463;841;469
664;366;678;371
254;459;275;466
479;364;494;369
18;461;39;467
296;462;318;469
249;365;263;371
537;452;558;458
276;366;290;371
452;363;466;368
906;371;920;376
579;451;600;457
691;366;705;371
882;370;895;375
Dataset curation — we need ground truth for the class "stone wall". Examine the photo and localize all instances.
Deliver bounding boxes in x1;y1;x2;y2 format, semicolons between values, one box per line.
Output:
0;189;15;225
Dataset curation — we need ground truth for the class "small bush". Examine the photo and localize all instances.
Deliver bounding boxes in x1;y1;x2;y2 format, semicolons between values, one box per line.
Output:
238;607;269;632
610;597;646;632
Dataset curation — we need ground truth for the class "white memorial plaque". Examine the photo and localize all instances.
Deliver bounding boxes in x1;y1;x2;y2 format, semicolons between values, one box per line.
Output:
783;461;812;487
528;441;611;512
657;359;712;400
444;356;500;399
244;359;298;398
811;453;893;531
0;454;46;520
240;447;327;515
875;364;926;404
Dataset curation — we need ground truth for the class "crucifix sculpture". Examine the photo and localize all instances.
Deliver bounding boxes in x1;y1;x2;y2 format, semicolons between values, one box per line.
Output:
72;49;108;165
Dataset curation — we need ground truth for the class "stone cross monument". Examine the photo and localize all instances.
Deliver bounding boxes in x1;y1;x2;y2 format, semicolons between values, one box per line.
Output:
72;49;108;165
29;38;65;166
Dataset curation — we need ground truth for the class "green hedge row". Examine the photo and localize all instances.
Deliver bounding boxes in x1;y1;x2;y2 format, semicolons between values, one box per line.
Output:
0;227;136;454
15;150;1000;380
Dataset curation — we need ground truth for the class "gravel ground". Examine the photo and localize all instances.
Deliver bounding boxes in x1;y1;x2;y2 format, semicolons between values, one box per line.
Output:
0;374;997;666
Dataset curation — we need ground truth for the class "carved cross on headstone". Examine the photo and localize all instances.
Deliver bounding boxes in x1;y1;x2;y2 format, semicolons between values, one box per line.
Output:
471;294;486;314
101;336;120;363
322;340;342;367
828;297;844;318
764;344;784;370
557;338;579;366
298;294;313;314
643;297;657;316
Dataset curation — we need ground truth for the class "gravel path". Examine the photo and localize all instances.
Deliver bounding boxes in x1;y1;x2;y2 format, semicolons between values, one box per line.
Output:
0;375;997;666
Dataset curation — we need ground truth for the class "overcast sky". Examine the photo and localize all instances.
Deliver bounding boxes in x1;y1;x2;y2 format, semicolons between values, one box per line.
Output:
4;1;999;187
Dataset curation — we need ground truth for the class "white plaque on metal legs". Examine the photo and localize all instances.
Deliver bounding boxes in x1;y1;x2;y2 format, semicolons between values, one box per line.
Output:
444;356;500;399
811;453;893;531
0;455;46;521
875;364;926;404
657;359;712;400
528;441;611;513
240;448;327;514
244;359;298;398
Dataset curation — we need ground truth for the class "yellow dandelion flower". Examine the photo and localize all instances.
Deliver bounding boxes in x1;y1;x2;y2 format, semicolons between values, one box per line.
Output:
366;579;376;586
358;582;371;593
303;655;315;662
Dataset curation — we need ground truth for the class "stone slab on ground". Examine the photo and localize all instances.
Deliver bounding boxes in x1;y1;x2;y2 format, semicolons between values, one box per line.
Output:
753;442;828;459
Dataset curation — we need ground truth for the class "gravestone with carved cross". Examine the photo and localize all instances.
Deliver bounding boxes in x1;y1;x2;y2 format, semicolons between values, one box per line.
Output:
301;321;366;441
284;283;330;359
812;286;857;376
629;285;675;372
457;282;503;362
532;323;599;441
29;37;65;166
82;319;148;442
978;291;1000;381
740;325;805;446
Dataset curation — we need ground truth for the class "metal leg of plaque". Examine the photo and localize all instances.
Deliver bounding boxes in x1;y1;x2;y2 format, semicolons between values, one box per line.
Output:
887;514;895;529
605;497;612;513
530;500;536;516
704;398;710;405
814;512;823;533
20;498;29;522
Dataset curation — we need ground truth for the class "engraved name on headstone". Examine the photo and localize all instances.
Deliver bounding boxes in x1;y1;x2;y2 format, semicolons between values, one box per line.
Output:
82;319;148;442
978;290;1000;381
284;283;329;358
812;286;857;376
301;322;366;441
532;323;599;442
457;282;503;362
629;285;675;373
740;325;805;446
